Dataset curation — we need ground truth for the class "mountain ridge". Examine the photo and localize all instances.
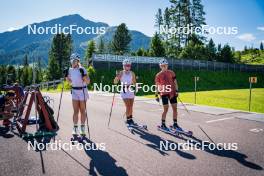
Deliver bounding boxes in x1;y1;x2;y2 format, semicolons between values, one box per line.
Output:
0;14;151;65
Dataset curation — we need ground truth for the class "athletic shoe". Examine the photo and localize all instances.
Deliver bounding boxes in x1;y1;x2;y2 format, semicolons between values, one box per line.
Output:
80;125;86;136
126;118;135;125
72;126;78;135
173;123;183;131
161;123;169;130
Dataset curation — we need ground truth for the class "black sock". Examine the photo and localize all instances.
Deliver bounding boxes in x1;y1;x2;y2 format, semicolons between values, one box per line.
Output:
173;119;177;124
129;115;133;119
127;117;133;123
162;120;165;124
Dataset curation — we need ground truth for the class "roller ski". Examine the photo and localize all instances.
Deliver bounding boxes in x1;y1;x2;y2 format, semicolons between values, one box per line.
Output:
169;124;193;137
157;124;178;136
126;118;147;132
129;123;147;130
126;123;133;132
70;125;80;143
70;125;88;143
71;134;81;143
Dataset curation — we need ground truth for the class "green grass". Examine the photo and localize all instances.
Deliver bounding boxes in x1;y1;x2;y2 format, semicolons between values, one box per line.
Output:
145;88;264;113
43;84;264;113
41;89;61;93
93;68;264;94
41;68;264;113
41;88;70;93
40;69;264;95
237;50;264;65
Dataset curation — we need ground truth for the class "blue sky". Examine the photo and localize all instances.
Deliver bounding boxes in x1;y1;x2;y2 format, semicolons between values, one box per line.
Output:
0;0;263;50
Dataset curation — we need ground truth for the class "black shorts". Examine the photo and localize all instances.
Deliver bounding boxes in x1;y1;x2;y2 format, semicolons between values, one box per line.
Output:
161;95;177;105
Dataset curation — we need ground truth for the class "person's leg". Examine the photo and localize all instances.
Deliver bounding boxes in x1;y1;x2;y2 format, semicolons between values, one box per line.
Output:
79;100;86;124
171;103;178;126
72;100;80;134
123;99;130;118
127;98;135;124
79;100;87;135
129;98;134;117
162;105;169;122
161;95;169;128
123;99;134;125
170;96;180;129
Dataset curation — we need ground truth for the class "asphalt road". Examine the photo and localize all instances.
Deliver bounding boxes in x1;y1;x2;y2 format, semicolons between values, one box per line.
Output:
0;91;263;176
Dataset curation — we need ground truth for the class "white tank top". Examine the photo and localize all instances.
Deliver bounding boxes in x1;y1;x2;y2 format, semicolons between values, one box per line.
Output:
68;67;87;87
120;71;132;85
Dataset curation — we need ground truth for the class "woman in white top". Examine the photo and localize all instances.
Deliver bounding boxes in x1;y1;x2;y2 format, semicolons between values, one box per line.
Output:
65;53;90;135
114;59;137;125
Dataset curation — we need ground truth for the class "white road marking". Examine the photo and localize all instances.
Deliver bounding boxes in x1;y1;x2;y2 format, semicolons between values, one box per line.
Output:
206;117;234;123
249;128;263;133
148;109;163;111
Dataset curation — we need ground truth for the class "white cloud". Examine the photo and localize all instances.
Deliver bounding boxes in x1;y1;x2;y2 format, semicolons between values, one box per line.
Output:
237;33;256;42
257;26;264;31
7;27;18;32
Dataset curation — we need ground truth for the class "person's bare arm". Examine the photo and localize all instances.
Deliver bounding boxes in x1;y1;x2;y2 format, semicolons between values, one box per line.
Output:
173;71;179;96
66;76;72;84
175;79;179;92
174;78;179;97
114;71;122;84
64;68;72;84
83;75;90;85
155;74;160;94
132;72;136;85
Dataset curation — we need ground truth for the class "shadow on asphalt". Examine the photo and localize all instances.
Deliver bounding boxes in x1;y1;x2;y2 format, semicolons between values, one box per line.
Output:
110;125;262;170
0;126;14;138
109;126;196;159
109;127;168;156
83;137;128;176
0;125;47;174
189;136;263;171
130;126;196;160
1;125;127;175
154;126;263;170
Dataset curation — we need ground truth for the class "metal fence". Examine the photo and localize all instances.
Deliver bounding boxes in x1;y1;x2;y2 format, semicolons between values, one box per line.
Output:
25;79;63;90
92;54;264;73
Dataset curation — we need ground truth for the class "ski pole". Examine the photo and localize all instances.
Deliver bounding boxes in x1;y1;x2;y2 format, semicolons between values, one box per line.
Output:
108;70;119;127
53;78;64;142
56;78;64;128
82;85;90;139
178;96;190;114
198;125;216;145
56;67;69;128
178;96;216;144
155;93;161;107
108;92;116;127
